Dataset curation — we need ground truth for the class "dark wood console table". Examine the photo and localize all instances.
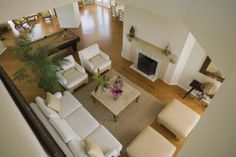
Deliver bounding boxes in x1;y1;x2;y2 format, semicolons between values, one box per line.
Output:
183;79;203;98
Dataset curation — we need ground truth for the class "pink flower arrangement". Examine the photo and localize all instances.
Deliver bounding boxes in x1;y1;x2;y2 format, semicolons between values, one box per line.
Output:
110;76;123;101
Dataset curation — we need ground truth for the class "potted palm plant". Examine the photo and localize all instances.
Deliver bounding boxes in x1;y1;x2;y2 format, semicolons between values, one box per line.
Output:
92;71;111;93
13;35;68;93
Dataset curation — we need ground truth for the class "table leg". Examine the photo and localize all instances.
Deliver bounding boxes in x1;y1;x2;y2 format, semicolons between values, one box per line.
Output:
72;42;77;51
113;114;119;122
183;88;194;98
92;96;96;103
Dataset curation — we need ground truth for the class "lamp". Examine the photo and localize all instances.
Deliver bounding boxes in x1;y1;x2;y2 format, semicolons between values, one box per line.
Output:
202;80;217;96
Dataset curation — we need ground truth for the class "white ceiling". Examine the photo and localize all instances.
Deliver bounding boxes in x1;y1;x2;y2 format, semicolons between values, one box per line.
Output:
125;0;191;21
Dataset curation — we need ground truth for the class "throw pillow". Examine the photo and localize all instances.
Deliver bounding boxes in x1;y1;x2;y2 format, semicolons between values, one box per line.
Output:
46;92;61;112
84;140;105;157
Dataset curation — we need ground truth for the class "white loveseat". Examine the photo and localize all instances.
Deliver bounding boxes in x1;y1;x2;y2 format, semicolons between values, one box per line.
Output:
58;55;88;93
78;43;112;75
31;91;122;157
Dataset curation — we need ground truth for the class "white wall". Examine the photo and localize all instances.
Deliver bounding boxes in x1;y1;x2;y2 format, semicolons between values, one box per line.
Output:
55;2;81;28
168;32;196;84
178;64;236;157
125;0;190;21
178;41;207;90
178;1;236;156
122;4;189;84
0;0;77;22
0;80;47;157
183;0;236;75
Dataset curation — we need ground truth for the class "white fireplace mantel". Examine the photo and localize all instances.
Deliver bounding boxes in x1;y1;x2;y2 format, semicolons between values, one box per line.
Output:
127;35;177;63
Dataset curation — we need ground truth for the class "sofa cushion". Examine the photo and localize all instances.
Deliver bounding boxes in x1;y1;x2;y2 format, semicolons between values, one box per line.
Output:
84;139;105;157
46;92;61;112
49;117;81;143
68;139;89;157
104;149;118;157
35;96;60;118
89;55;111;71
62;70;88;89
59;91;82;118
62;67;76;77
85;125;122;154
89;54;103;63
65;107;100;139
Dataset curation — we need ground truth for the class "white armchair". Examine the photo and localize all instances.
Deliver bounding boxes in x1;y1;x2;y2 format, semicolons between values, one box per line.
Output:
58;55;88;93
78;43;112;75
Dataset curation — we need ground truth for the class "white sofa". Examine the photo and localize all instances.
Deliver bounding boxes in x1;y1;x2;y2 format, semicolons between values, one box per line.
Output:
31;91;122;157
78;43;112;75
157;99;200;140
58;55;88;93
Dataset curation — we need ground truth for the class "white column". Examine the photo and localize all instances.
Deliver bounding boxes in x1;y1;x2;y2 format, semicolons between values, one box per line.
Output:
164;32;196;85
55;2;81;28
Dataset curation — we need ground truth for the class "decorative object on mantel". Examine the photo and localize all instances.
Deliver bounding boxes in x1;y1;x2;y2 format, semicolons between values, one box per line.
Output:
129;26;135;38
109;76;124;101
163;45;171;55
126;35;177;64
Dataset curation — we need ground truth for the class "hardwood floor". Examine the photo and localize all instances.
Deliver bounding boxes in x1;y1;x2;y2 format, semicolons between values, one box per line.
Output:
0;5;205;157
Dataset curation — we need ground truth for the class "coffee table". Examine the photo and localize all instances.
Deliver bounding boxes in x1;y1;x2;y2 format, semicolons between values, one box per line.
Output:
91;78;141;121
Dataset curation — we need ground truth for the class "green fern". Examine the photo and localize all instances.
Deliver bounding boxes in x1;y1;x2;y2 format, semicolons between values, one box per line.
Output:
13;34;68;93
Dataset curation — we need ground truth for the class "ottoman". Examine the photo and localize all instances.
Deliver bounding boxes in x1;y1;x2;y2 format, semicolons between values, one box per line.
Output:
157;99;200;140
126;126;176;157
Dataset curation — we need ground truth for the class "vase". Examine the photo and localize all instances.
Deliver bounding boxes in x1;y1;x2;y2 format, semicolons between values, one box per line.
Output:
129;26;135;38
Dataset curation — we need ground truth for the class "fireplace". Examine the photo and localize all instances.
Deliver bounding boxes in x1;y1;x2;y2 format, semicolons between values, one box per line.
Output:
130;48;162;82
137;53;158;75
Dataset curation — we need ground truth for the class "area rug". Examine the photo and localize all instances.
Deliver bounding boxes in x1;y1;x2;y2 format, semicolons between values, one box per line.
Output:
73;70;164;149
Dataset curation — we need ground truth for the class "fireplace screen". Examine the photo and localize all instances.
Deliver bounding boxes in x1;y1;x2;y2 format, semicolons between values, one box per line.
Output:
137;53;158;75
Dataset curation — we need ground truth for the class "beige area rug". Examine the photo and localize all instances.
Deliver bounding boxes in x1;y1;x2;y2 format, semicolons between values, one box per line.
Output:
73;70;164;149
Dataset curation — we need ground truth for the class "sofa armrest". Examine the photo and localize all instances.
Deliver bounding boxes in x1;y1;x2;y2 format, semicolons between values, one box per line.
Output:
84;59;94;69
100;51;110;61
74;63;86;73
105;149;119;157
58;73;67;85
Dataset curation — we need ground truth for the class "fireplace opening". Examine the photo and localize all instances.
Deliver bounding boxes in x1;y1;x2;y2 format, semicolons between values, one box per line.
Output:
137;53;158;75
